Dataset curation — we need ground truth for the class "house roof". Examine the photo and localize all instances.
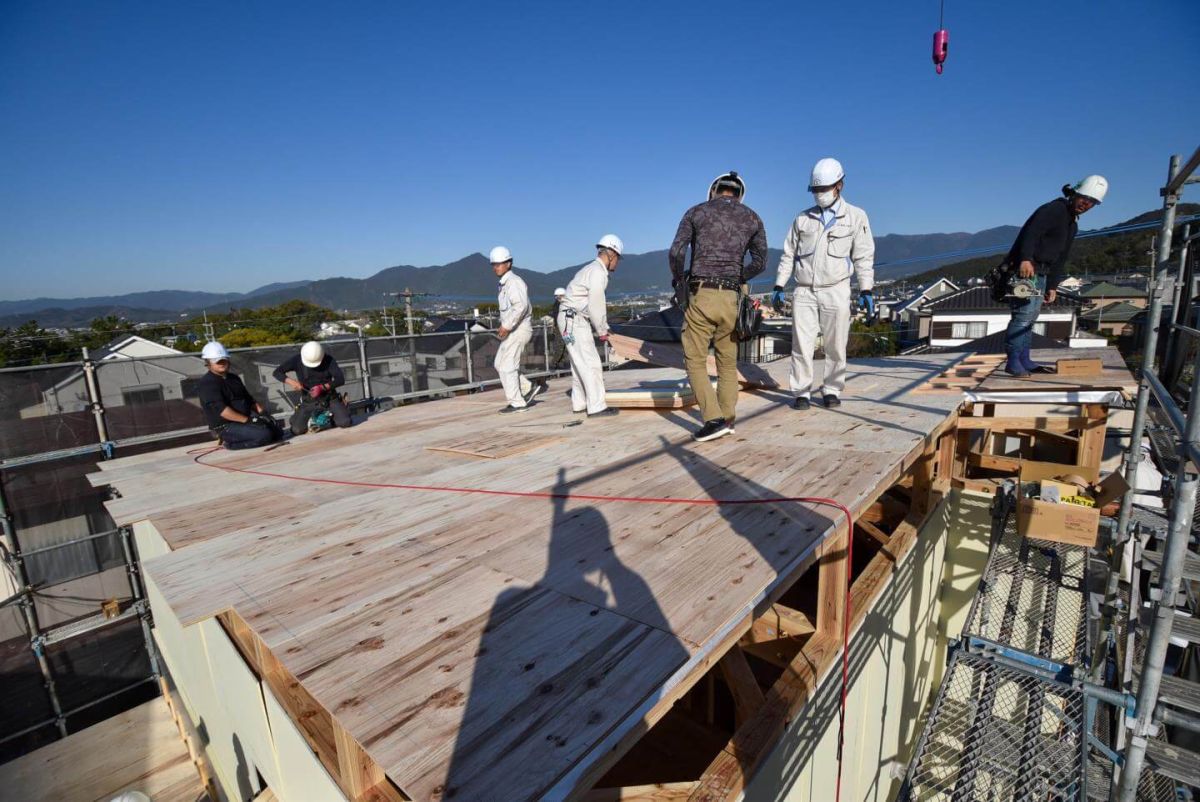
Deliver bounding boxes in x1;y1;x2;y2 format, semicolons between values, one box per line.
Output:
934;330;1064;354
1079;301;1144;322
892;278;961;313
922;285;1079;313
1079;281;1147;298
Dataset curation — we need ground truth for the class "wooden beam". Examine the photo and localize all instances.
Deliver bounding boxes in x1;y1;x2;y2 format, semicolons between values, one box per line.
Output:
966;452;1023;473
910;451;935;520
956;415;1090;433
719;647;766;728
583;782;696;801
746;603;815;643
856;520;891;547
335;720;387;800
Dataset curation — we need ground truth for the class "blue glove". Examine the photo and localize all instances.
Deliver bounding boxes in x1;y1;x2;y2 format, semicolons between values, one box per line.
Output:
858;290;875;317
771;287;787;312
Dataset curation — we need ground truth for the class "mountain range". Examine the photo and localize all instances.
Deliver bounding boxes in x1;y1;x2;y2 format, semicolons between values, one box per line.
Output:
0;224;1031;329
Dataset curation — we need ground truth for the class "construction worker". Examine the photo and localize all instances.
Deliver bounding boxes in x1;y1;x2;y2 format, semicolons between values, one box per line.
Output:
196;341;282;449
560;235;623;418
272;340;352;435
772;158;875;410
1000;175;1108;376
670;171;768;441
491;246;541;413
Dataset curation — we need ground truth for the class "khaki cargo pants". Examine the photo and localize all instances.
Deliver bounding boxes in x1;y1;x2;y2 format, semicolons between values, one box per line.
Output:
681;287;740;423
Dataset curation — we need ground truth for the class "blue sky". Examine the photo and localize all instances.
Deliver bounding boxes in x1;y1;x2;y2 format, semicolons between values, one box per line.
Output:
2;0;1198;299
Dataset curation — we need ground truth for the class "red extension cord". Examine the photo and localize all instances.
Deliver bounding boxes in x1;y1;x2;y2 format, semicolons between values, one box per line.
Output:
190;446;856;800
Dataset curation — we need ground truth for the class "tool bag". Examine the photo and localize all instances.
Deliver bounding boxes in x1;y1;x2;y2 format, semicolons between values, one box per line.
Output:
735;285;762;342
672;272;691;311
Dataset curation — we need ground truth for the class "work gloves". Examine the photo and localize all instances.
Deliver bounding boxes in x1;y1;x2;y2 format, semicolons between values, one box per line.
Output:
309;383;329;399
771;287;787;313
598;334;609;343
857;290;875;318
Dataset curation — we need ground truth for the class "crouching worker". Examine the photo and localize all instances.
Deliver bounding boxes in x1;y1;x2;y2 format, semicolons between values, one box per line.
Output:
197;341;283;449
273;340;352;435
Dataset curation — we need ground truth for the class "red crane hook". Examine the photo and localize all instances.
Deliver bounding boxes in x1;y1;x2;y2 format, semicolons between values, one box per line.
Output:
932;28;949;74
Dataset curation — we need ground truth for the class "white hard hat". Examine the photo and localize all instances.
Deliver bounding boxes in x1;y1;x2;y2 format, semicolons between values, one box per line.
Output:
1072;175;1108;204
489;246;512;264
596;234;624;255
708;171;747;201
300;340;324;368
554;287;567;297
201;341;229;361
808;158;845;190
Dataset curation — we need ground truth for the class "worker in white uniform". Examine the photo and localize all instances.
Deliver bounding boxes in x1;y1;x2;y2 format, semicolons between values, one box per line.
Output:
559;235;623;418
772;158;875;410
490;246;540;414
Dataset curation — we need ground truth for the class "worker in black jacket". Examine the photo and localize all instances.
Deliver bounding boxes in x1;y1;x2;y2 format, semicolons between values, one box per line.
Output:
1002;175;1108;376
196;341;283;449
668;171;768;442
272;340;352;435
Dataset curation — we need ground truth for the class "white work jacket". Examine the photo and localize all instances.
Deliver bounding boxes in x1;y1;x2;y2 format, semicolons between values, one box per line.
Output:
563;259;610;336
774;197;875;291
497;270;532;332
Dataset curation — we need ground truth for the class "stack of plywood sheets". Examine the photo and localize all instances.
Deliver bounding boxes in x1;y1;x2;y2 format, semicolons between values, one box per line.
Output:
89;355;968;801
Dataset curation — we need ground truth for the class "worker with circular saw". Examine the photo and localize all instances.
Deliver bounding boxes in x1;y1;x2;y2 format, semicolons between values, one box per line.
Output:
772;158;875;410
273;340;352;435
999;175;1108;377
559;235;623;418
669;171;768;442
197;341;283;449
490;246;541;413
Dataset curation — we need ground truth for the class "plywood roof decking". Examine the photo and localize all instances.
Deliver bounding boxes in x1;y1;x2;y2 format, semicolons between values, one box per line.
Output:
89;355;968;801
973;347;1136;394
0;697;205;802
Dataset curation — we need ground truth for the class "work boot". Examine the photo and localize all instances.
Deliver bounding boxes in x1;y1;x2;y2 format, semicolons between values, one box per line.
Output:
693;418;733;442
587;408;618;418
1003;347;1030;377
823;394;841;408
1020;345;1055;374
792;396;811;411
499;405;529;414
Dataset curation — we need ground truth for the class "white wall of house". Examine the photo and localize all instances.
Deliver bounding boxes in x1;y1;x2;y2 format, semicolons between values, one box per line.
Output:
928;312;1075;347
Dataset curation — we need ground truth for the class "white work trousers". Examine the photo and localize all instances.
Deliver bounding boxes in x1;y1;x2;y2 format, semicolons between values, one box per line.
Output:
790;281;851;398
558;311;607;414
494;324;533;407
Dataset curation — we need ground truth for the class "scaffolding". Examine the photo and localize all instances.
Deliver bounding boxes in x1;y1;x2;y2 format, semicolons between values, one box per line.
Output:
903;145;1200;800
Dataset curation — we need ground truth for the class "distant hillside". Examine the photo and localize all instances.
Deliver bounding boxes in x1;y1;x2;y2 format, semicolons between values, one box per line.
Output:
898;204;1200;288
12;211;1191;328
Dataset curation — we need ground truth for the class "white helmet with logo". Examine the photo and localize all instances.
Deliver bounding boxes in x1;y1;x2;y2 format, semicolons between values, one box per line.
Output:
201;341;229;361
300;340;324;368
596;234;624;255
1072;175;1108;204
489;246;512;264
808;158;845;190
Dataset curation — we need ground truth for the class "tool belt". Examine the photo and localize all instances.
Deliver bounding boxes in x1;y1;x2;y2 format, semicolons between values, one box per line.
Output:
560;307;577;345
688;275;742;292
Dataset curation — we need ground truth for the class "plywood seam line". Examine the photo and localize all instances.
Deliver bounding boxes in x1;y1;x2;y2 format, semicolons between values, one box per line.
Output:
187;445;858;801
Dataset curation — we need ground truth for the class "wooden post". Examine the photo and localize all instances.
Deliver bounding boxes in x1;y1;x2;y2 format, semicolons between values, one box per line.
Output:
816;527;848;638
718;646;765;728
910;450;936;521
1077;403;1109;471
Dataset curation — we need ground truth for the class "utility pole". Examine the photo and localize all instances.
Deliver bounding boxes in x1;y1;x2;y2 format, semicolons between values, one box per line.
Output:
388;288;431;394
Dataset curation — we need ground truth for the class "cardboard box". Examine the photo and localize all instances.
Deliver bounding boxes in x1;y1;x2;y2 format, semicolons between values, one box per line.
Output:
1016;461;1129;547
1056;358;1105;376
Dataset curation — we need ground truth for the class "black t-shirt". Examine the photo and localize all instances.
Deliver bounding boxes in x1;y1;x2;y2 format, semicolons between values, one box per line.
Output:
1006;197;1079;291
271;353;345;391
197;370;256;429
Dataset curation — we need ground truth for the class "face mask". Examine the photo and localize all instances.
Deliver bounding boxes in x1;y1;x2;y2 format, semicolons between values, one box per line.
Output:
813;190;837;208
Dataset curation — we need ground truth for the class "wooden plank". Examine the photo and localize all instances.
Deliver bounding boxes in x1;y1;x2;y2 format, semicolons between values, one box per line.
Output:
956;416;1089;433
583;782;697;801
967;452;1023;472
816;527;849;638
426;431;564;459
856;519;891;547
1077;403;1109;471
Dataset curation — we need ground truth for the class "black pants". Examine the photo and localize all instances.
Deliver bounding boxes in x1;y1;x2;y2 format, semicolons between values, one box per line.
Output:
217;419;283;450
289;396;351;435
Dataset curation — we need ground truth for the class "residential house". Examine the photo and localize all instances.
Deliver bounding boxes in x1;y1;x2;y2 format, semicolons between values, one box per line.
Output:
888;278;960;342
917;285;1077;349
1077;281;1148;312
1078;301;1144;337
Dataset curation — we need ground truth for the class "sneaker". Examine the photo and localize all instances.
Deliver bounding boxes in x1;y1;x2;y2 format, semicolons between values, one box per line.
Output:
587;407;619;418
823;394;841;408
523;382;547;404
792;397;811;411
693;418;733;442
499;405;529;414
